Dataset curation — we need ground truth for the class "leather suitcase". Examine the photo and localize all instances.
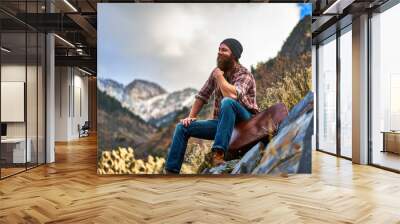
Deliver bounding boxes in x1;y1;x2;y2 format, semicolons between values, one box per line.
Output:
226;103;288;159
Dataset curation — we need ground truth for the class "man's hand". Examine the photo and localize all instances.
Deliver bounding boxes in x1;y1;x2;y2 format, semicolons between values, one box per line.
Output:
180;117;197;127
212;67;224;79
212;67;237;99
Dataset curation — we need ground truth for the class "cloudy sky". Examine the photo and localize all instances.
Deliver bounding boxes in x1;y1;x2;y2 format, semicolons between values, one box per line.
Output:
98;3;310;92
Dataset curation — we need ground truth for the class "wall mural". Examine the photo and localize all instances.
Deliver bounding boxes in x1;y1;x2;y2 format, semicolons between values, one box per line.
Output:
97;3;313;175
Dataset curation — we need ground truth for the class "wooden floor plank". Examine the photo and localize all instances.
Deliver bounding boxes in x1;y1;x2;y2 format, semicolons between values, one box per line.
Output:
0;135;399;223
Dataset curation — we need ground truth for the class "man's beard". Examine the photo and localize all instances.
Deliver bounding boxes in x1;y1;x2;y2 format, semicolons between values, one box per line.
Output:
217;54;235;72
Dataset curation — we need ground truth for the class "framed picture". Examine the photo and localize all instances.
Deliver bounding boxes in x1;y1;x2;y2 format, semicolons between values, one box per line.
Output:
97;3;313;175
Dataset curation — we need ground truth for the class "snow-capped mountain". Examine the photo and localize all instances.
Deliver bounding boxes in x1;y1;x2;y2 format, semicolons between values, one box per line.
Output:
127;88;197;126
123;79;167;101
97;78;124;102
98;78;197;127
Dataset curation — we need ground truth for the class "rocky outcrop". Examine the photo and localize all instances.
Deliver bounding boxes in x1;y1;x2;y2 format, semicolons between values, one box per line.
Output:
202;159;240;175
231;143;263;174
202;92;314;175
252;111;313;175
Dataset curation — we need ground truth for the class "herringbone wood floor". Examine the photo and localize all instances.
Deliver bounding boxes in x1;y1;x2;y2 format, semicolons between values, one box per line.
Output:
1;135;400;224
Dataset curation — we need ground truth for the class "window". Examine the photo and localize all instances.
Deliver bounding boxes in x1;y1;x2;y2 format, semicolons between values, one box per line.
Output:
339;28;352;158
0;1;46;179
370;2;400;171
317;36;337;154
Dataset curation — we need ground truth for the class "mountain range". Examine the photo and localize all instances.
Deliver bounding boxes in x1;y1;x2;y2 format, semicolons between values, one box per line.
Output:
97;89;156;157
98;78;197;127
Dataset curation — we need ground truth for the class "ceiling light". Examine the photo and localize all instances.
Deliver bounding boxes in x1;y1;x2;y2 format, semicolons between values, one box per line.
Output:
63;0;78;12
1;47;11;53
76;48;84;55
78;67;92;76
323;0;355;15
54;34;75;48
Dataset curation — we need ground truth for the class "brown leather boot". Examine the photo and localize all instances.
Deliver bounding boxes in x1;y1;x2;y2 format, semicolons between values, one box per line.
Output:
211;150;226;167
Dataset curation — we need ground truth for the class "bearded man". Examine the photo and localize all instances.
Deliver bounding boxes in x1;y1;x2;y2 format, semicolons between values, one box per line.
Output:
165;38;260;174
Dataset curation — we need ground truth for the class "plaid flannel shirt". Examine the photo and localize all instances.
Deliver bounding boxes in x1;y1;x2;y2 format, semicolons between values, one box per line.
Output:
195;64;260;119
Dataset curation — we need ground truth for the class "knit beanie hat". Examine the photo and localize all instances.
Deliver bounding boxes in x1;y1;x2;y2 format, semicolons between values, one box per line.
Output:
221;38;243;60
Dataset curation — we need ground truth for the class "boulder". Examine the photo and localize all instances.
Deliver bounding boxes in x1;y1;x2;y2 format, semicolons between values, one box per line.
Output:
203;91;314;175
252;92;314;174
231;143;263;174
202;159;240;174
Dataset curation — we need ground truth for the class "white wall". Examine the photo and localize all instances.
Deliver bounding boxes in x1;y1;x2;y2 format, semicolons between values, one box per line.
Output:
1;65;40;138
55;66;69;141
72;73;89;138
1;65;27;140
55;67;89;141
1;63;46;163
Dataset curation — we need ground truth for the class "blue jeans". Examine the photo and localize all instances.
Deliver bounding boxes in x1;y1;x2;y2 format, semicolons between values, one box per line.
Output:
165;97;253;173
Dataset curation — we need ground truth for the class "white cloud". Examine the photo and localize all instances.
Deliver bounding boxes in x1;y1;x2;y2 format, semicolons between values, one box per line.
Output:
98;3;301;92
